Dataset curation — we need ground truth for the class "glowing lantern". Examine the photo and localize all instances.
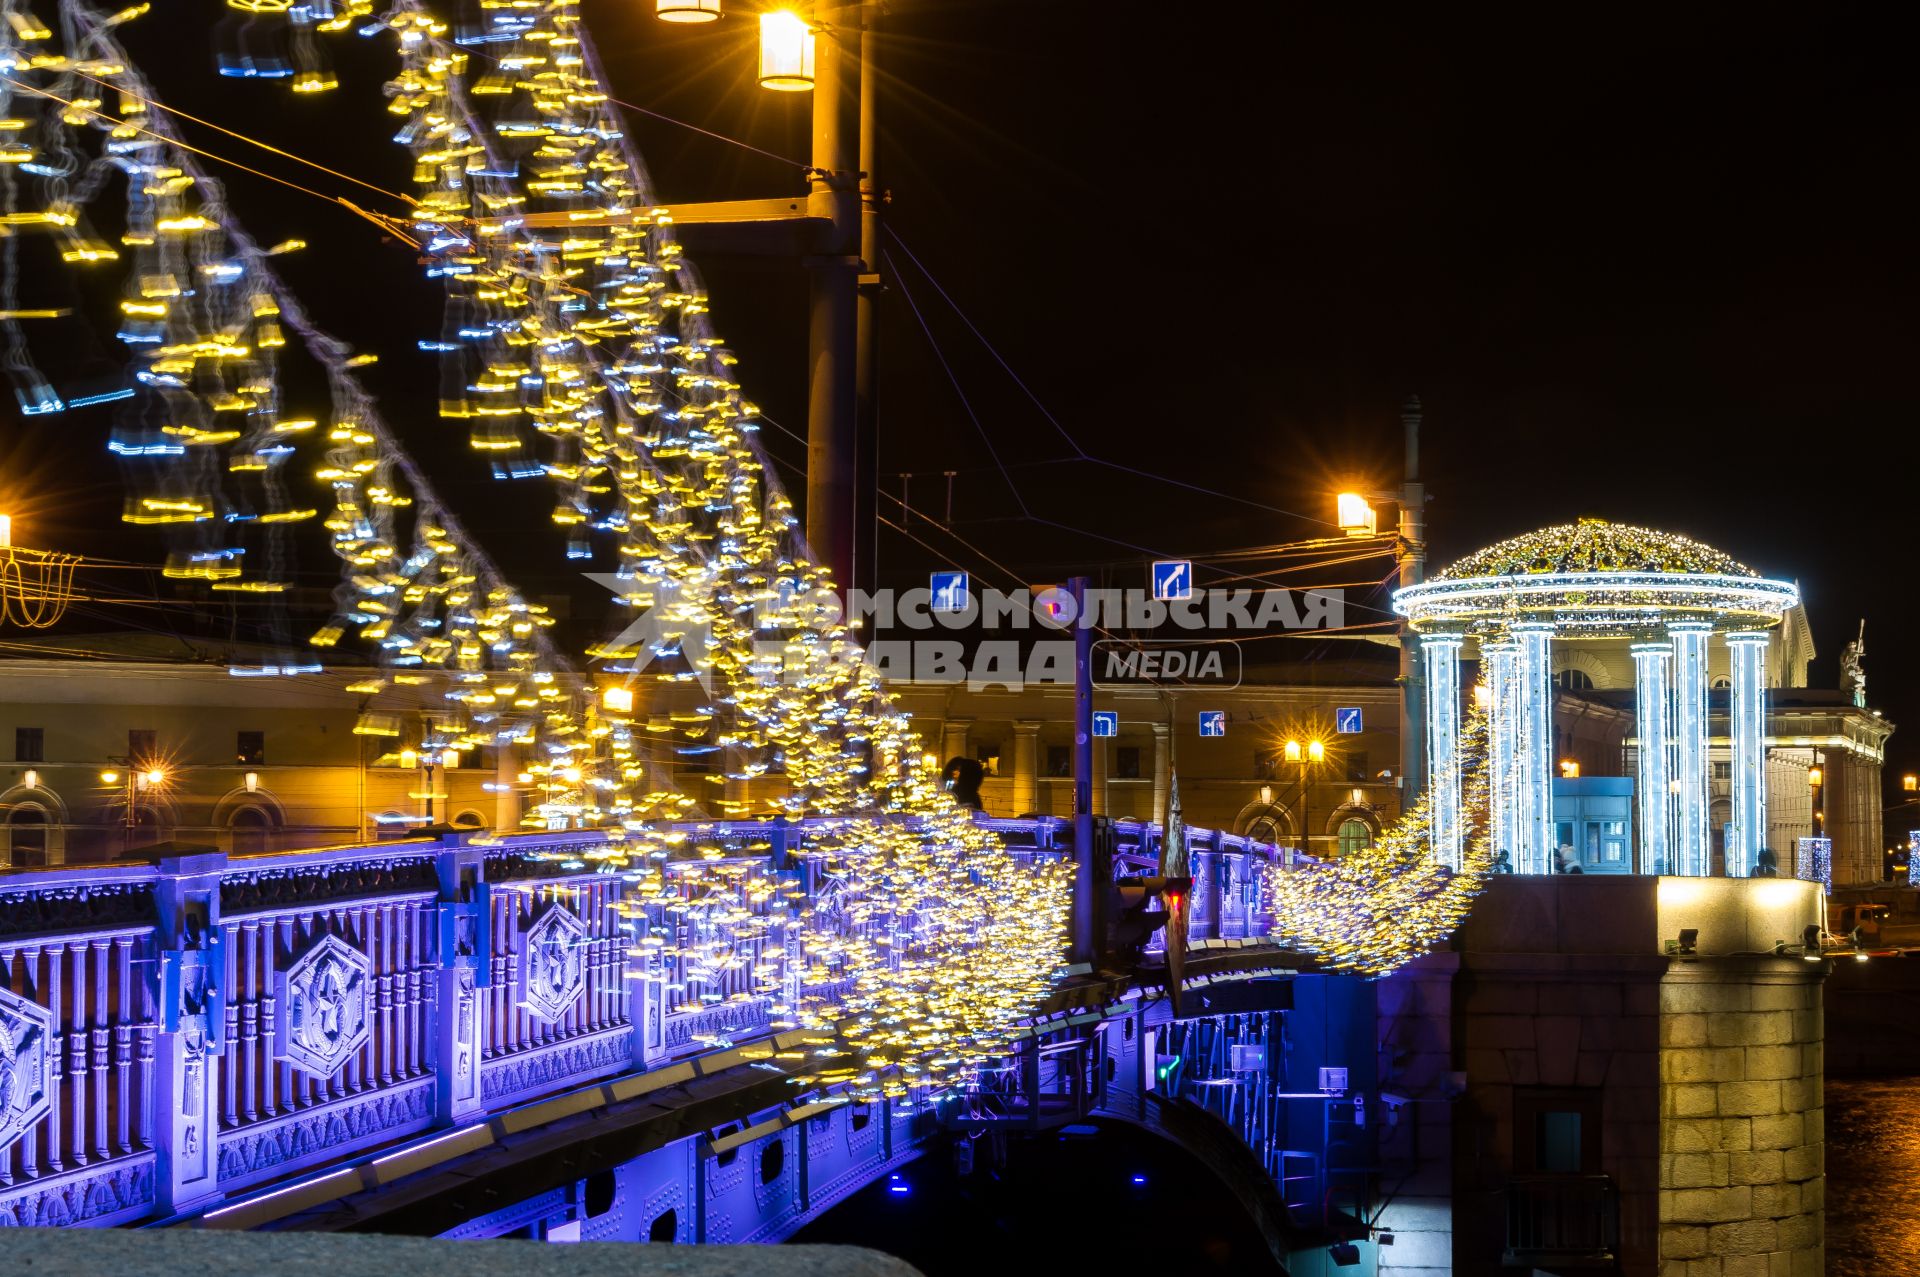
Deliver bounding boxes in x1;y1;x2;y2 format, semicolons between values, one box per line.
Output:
603;685;635;713
656;0;721;20
758;12;815;91
1335;492;1376;537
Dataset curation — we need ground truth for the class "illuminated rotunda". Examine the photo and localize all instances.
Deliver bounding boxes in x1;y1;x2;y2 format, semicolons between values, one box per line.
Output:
1393;521;1800;876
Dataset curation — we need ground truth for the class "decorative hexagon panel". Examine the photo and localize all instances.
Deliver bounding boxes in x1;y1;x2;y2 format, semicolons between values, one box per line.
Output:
519;903;588;1021
276;933;372;1076
0;986;54;1153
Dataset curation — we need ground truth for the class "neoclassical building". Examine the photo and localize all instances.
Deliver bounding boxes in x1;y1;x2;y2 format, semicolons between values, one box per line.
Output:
1395;520;1892;884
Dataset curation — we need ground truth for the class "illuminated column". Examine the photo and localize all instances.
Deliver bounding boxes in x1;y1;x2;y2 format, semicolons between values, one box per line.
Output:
1422;635;1464;869
1727;631;1769;878
1669;621;1712;877
1513;624;1556;874
1631;641;1674;875
1012;721;1040;816
1484;638;1518;870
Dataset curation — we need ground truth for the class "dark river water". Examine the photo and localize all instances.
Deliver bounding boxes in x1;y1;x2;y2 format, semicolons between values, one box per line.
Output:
1829;1078;1920;1277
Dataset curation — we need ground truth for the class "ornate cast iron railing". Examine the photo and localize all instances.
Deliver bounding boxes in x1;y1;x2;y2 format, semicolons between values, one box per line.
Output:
0;816;1283;1227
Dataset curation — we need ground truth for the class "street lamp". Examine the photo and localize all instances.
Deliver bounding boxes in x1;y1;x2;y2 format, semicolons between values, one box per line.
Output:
1335;493;1377;537
1905;774;1917;793
1283;739;1325;857
656;0;722;21
609;0;882;595
758;11;817;90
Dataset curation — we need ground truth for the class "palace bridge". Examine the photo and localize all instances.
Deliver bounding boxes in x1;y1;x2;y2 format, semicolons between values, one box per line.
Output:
0;816;1395;1266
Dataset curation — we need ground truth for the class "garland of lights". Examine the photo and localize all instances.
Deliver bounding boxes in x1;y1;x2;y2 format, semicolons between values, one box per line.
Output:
1262;708;1493;975
1437;518;1758;580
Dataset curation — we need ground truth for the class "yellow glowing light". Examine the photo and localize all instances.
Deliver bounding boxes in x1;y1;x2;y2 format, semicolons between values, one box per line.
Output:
1335;492;1376;537
100;771;120;784
758;12;815;91
657;0;720;21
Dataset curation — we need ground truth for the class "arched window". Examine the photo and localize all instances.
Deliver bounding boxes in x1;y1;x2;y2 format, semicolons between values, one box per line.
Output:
1337;818;1374;855
7;805;48;866
453;810;486;829
1555;668;1595;691
229;806;272;856
1710;675;1732;690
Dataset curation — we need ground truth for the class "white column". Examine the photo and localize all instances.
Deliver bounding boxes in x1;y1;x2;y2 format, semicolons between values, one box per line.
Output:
1727;631;1769;878
1485;639;1518;871
1669;622;1712;877
1422;635;1464;870
1631;641;1674;875
1514;624;1556;874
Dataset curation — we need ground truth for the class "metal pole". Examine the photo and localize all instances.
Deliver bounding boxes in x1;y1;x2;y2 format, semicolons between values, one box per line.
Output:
852;3;882;600
1070;576;1096;966
1300;760;1311;858
1398;396;1427;800
806;12;861;595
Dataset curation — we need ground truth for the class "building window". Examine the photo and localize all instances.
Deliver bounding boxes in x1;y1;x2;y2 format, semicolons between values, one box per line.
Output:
453;810;486;829
1045;745;1071;778
14;726;44;763
229;806;271;856
1711;675;1732;690
128;729;157;763
1115;746;1142;780
1344;752;1368;782
1254;751;1277;780
6;805;48;866
1711;761;1732;781
1337;818;1373;855
236;730;266;766
975;746;1000;777
1555;668;1594;691
1514;1088;1602;1175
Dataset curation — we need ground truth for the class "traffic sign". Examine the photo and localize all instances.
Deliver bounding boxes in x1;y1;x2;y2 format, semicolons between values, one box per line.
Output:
1092;711;1119;738
1151;560;1193;602
929;570;970;613
1335;707;1364;734
1198;710;1226;737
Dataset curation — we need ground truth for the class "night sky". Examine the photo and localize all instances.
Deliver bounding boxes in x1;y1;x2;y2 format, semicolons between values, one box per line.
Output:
4;3;1915;798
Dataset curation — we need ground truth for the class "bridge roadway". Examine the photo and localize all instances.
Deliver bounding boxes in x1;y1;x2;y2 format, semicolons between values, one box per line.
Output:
0;817;1339;1255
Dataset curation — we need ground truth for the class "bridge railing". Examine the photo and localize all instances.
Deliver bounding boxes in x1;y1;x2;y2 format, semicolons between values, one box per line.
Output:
0;812;1272;1227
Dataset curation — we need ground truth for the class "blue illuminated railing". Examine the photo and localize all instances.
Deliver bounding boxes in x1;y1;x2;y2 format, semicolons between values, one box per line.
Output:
0;813;1287;1228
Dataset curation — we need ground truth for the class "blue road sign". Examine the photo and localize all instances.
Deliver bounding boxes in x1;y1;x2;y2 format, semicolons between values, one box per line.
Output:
1092;711;1119;738
1335;707;1364;734
1151;560;1193;602
1198;710;1227;737
929;570;970;612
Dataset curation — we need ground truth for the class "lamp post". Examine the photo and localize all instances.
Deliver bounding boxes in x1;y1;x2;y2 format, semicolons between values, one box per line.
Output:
1336;397;1429;800
612;1;882;598
103;760;166;853
1284;738;1325;857
402;748;451;827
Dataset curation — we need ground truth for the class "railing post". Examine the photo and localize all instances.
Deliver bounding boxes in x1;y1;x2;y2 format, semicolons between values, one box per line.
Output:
152;852;227;1216
432;845;490;1127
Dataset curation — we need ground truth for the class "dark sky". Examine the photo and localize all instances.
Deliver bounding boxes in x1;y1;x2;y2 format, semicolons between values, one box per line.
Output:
5;2;1916;797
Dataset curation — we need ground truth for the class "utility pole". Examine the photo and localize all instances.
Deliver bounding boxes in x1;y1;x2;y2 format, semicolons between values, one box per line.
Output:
1070;576;1096;967
805;9;862;597
1398;396;1428;800
515;2;883;599
852;7;883;600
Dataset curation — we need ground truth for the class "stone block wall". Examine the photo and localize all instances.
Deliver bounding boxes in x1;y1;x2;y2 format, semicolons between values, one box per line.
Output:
1452;953;1666;1276
1658;961;1824;1277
